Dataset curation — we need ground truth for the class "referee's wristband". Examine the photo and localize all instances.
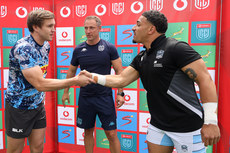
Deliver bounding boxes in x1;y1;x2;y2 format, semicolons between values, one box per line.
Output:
203;102;218;125
91;73;106;86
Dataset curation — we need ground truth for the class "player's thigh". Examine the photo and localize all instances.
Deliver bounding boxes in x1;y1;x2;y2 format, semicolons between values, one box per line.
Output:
147;141;174;153
28;128;46;147
7;136;25;153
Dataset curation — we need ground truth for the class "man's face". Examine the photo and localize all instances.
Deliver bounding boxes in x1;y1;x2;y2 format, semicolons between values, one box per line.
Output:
84;19;101;42
132;15;153;44
37;18;55;42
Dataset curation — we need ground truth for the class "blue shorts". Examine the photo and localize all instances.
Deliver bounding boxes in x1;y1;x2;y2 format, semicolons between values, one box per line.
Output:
77;95;117;130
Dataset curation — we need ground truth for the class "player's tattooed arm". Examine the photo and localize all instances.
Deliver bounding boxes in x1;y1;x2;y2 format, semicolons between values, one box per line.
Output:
184;68;197;82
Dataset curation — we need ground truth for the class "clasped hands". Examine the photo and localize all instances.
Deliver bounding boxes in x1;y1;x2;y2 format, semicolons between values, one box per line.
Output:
74;70;94;87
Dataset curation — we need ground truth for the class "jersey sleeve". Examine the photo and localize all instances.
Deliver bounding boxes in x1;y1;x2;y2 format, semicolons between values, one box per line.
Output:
14;44;38;70
173;42;201;68
70;47;79;66
109;44;119;60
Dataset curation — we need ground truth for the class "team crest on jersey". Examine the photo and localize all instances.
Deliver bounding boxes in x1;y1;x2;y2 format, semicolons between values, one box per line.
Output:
76;5;87;17
98;45;105;51
112;3;124;15
150;0;163;11
196;24;211;41
195;0;209;9
156;50;164;59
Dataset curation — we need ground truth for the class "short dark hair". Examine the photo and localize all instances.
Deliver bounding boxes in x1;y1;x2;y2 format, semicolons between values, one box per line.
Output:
142;10;168;33
27;9;55;32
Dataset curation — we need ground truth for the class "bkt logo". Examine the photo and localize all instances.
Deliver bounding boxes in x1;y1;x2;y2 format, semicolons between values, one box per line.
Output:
195;0;209;10
112;3;124;15
0;6;7;18
16;7;27;18
150;0;163;11
76;5;87;17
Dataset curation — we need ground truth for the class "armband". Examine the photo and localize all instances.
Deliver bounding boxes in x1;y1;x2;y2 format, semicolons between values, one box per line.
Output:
203;102;218;125
91;73;106;86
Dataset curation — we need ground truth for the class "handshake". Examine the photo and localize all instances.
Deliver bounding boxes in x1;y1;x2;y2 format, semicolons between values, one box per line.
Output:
74;70;103;87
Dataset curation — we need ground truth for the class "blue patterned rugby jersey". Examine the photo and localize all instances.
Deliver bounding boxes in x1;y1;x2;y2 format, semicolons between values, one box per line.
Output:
5;35;50;110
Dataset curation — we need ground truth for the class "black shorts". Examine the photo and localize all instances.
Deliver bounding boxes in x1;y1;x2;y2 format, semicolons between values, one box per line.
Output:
5;101;46;139
77;95;117;130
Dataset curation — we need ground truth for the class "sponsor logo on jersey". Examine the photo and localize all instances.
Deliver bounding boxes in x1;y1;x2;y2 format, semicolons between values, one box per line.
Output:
41;64;48;74
16;7;27;18
150;0;163;11
156;50;164;59
112;2;124;15
76;5;87;17
0;6;7;18
195;0;209;10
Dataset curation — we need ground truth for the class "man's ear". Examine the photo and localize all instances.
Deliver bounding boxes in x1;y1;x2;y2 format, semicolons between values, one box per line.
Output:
32;25;38;32
149;25;156;34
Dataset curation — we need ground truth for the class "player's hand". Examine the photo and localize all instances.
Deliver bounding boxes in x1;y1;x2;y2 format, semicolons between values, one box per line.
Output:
201;124;220;146
79;70;92;78
62;92;70;107
74;72;95;87
116;95;125;108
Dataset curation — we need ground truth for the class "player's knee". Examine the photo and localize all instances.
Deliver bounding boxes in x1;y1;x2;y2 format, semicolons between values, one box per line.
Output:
30;141;44;153
105;130;118;141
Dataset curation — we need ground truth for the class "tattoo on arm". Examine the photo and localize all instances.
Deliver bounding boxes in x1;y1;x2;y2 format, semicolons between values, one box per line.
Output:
184;68;197;81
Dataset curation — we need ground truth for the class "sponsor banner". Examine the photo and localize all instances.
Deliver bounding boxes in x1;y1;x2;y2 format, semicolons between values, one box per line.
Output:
0;131;3;149
96;129;109;149
124;80;137;89
57;67;68;79
165;22;189;43
117;24;135;45
117;47;138;67
117;111;137;131
118;132;137;152
2;28;22;46
24;28;30;37
100;26;115;44
191;21;217;43
192;45;216;67
75;27;86;45
139;134;148;153
58;125;75;144
0;49;1;67
3;69;8;88
58;88;74;106
56;27;73;46
3;48;10;68
139;112;150;133
139;91;148;111
119;90;137;110
58;106;75;125
56;47;73;66
76;127;84;145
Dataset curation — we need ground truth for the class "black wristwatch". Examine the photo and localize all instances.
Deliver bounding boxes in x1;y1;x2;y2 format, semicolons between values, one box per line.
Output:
117;92;125;97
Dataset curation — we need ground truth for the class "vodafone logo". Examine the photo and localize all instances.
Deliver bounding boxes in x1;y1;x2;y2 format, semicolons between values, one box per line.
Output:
62;31;68;38
16;7;27;18
60;6;71;18
63;111;69;117
131;1;143;14
95;4;106;16
146;117;150;124
124;95;131;101
173;0;188;11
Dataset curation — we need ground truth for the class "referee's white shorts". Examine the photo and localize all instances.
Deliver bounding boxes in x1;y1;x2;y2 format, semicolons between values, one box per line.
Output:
146;124;206;153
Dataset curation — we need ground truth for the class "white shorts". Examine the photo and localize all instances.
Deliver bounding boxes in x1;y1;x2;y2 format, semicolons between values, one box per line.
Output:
146;124;206;153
